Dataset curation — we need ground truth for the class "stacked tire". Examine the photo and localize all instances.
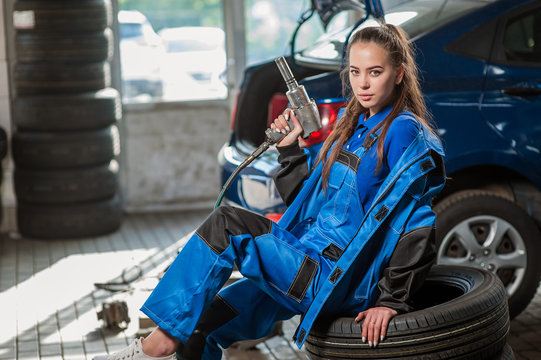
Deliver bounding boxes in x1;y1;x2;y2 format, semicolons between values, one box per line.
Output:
12;0;122;239
306;266;513;360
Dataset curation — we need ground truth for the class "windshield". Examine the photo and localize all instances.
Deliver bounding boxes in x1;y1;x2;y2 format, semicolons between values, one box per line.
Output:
298;0;492;67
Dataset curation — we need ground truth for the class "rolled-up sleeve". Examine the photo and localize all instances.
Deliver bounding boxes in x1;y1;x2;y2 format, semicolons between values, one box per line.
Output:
273;142;310;206
375;226;436;313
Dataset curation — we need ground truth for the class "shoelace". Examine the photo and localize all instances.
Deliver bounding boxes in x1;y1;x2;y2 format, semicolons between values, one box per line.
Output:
109;338;141;360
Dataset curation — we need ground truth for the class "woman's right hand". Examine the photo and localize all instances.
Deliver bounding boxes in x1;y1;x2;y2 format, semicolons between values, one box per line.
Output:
270;108;303;147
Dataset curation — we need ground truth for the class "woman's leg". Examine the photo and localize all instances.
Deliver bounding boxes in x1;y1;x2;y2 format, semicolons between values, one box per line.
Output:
181;278;297;360
140;327;179;357
141;206;325;347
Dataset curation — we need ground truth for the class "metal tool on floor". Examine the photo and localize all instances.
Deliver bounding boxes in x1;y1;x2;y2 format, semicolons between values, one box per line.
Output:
97;300;131;329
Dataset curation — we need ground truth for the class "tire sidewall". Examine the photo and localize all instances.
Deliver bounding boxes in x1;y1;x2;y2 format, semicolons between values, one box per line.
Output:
306;266;510;359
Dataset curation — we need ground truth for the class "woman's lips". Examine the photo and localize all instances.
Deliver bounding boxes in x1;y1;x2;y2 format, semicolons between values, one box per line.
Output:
359;94;373;101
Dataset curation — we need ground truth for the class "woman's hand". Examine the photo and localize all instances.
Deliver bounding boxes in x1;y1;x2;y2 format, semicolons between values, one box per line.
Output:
355;306;398;348
270;108;303;147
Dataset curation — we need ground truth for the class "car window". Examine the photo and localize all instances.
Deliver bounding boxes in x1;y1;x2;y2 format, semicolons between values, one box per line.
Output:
503;8;541;63
392;0;490;39
298;0;491;67
120;23;144;39
117;3;227;104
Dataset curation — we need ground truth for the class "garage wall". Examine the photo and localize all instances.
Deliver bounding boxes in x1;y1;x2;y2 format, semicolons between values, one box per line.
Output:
122;101;230;212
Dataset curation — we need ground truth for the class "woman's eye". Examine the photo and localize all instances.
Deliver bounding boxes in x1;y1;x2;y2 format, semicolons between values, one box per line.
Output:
370;70;381;76
350;69;359;75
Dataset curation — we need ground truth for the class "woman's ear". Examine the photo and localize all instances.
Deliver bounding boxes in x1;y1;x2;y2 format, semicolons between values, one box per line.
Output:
395;64;405;85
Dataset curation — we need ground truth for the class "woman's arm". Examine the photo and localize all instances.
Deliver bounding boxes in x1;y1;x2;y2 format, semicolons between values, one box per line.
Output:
375;226;436;313
273;142;310;206
271;109;310;206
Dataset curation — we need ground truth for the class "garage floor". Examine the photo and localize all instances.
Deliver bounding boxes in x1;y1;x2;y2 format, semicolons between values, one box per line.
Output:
0;209;539;360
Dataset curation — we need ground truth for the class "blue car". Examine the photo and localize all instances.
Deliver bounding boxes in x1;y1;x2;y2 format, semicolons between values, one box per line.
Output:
218;0;541;319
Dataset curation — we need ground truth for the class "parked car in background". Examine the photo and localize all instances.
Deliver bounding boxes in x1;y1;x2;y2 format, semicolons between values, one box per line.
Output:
218;0;541;319
118;10;164;101
159;26;227;101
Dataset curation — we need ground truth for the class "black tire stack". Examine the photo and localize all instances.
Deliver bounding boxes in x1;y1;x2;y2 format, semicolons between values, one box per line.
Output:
12;0;123;239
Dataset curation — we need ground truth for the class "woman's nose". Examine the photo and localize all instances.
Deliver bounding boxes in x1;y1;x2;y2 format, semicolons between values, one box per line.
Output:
359;75;370;89
359;76;369;89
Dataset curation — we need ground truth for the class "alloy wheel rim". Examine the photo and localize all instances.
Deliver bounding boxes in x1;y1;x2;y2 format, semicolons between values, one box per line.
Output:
437;215;526;297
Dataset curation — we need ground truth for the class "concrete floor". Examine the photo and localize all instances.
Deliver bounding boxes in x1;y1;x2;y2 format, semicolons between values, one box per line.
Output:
0;209;539;360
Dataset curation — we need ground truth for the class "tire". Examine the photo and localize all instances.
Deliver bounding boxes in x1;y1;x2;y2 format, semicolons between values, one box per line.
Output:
306;266;510;360
12;125;120;169
12;88;121;131
434;190;541;319
0;127;7;160
17;194;123;239
15;29;113;63
495;344;514;360
14;160;119;204
13;0;111;33
14;62;110;95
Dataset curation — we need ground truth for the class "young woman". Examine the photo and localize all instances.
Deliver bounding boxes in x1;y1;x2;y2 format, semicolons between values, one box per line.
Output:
94;24;445;360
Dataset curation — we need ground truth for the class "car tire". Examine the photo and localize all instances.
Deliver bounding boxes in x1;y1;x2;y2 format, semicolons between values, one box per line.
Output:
495;343;515;360
434;190;541;319
15;29;113;63
14;62;110;95
14;160;119;204
305;265;509;359
12;88;120;131
13;0;111;33
12;125;119;169
0;127;7;160
17;194;123;239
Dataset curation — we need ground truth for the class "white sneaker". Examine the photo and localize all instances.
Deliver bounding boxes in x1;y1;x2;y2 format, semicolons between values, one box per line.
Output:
92;338;177;360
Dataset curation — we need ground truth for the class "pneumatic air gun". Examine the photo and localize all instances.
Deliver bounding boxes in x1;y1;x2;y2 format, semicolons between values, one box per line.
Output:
215;57;322;208
265;56;322;144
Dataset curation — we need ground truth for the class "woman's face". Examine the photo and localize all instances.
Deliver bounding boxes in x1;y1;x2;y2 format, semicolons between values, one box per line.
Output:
348;41;404;118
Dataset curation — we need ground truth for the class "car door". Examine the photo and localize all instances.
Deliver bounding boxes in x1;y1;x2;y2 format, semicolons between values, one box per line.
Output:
480;1;541;175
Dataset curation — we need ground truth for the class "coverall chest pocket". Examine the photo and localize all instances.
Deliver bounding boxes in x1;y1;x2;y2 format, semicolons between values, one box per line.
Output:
322;161;355;226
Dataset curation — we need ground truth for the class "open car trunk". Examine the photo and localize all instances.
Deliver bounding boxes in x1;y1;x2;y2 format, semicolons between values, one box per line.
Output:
233;56;326;147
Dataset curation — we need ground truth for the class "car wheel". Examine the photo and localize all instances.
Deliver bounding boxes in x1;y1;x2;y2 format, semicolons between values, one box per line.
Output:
434;190;541;319
14;160;119;204
12;125;120;169
14;62;111;95
15;29;113;63
306;265;509;359
17;194;123;239
12;88;120;131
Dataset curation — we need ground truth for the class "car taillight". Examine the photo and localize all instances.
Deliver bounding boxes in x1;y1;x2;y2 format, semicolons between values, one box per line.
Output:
299;101;346;148
230;92;241;130
267;95;346;148
267;93;289;128
265;213;283;222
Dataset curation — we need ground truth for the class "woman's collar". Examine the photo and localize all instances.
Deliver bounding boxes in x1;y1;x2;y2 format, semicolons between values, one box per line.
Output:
359;104;394;129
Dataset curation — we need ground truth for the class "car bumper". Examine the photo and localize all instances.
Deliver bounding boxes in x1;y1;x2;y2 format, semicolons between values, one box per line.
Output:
217;142;287;215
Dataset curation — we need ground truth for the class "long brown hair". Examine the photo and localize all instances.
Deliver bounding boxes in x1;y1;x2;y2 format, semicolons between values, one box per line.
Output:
316;24;437;190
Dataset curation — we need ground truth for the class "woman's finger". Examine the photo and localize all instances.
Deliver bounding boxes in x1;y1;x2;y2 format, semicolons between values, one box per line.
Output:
372;314;383;347
366;315;375;347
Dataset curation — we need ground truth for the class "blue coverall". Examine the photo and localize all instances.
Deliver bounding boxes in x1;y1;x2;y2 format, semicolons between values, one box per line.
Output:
140;105;446;359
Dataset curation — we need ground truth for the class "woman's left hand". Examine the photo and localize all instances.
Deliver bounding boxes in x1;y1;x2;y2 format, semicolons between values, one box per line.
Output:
355;306;398;348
